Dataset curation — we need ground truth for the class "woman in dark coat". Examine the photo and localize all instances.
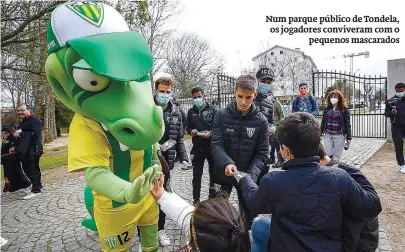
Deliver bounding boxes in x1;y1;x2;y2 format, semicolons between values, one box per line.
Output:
1;126;31;192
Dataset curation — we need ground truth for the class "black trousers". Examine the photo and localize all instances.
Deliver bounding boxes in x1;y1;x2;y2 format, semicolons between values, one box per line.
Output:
220;182;256;225
21;152;41;193
191;146;215;201
392;126;405;165
2;156;31;192
158;170;169;231
270;138;280;159
35;152;43;188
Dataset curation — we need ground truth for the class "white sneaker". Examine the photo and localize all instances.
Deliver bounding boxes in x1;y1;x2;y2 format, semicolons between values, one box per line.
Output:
138;243;142;252
158;230;170;247
400;165;405;174
22;192;41;200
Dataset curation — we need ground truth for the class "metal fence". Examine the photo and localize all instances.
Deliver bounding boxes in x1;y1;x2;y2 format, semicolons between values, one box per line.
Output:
313;70;387;138
176;71;388;138
176;74;236;111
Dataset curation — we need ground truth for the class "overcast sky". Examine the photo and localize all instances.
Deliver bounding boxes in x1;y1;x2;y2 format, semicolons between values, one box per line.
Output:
167;0;405;77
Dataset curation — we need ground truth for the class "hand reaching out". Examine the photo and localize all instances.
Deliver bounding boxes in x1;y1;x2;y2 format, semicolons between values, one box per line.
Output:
150;173;165;201
225;164;237;176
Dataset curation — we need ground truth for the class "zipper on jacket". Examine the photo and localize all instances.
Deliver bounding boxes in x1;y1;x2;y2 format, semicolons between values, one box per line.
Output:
236;115;244;167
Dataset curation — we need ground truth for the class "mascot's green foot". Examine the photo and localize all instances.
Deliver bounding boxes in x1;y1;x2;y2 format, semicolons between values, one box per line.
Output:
81;218;98;232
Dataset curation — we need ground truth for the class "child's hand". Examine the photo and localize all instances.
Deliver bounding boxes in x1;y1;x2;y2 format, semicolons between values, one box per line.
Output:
150;173;165;201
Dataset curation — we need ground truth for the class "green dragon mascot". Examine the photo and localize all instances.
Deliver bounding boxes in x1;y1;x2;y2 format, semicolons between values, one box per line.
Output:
45;1;164;251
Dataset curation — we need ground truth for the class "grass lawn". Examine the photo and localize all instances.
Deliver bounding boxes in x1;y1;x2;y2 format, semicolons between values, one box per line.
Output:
40;146;68;170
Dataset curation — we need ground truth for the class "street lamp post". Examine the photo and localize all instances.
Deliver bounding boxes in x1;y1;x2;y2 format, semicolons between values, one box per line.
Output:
343;52;370;109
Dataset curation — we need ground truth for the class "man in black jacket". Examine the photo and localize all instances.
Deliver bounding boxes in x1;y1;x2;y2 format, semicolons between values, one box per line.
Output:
385;82;405;174
186;87;218;205
211;74;269;196
153;77;189;246
236;112;381;252
11;104;43;199
254;68;275;161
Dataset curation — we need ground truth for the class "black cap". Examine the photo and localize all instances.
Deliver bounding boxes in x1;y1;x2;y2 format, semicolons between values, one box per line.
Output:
395;83;405;89
256;68;274;81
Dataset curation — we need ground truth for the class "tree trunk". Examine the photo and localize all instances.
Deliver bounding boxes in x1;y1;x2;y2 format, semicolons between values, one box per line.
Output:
50;97;57;140
43;92;51;142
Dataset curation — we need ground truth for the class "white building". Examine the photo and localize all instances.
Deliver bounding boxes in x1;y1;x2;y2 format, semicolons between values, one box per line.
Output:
252;45;317;99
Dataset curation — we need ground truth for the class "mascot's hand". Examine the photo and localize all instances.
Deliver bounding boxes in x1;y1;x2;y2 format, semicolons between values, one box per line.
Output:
124;164;162;204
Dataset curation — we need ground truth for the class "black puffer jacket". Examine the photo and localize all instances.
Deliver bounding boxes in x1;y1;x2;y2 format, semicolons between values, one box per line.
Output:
385;95;405;126
253;93;274;125
321;107;352;140
186;102;218;149
239;156;382;252
158;100;188;169
211;101;269;183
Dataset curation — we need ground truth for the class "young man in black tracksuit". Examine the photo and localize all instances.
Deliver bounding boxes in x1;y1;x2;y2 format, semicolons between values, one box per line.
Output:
385;82;405;174
11;104;43;200
211;74;269;197
186;87;218;205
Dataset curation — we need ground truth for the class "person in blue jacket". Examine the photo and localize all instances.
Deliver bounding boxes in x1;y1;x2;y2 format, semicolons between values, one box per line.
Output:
291;82;319;116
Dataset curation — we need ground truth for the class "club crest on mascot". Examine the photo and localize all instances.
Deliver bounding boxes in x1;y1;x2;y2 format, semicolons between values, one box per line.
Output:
45;1;164;251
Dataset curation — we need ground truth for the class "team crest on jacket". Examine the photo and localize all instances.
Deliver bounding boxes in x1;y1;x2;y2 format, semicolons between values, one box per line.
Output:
246;128;255;137
173;117;178;124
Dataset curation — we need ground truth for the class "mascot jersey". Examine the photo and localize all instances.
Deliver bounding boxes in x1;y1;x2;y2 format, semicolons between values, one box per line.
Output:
69;114;159;251
45;1;165;251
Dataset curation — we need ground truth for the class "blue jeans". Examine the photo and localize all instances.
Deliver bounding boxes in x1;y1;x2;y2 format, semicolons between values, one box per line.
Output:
251;216;271;252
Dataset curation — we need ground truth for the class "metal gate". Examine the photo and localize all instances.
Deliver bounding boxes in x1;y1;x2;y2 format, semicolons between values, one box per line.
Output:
216;74;236;108
312;70;387;138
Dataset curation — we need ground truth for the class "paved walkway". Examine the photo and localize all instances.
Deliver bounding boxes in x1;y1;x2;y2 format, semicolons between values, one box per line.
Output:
44;134;69;149
1;138;390;252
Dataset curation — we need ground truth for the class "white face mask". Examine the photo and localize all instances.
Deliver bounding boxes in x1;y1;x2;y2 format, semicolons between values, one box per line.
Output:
330;98;338;105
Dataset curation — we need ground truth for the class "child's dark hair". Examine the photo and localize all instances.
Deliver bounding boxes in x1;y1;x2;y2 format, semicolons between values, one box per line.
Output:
235;74;257;91
191;87;204;95
275;112;320;158
190;197;250;252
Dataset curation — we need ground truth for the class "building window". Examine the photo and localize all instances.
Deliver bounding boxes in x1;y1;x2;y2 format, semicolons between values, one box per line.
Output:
280;51;283;55
271;52;274;56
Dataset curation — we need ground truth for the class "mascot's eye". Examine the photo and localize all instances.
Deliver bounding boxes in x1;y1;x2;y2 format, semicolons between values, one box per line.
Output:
73;69;110;92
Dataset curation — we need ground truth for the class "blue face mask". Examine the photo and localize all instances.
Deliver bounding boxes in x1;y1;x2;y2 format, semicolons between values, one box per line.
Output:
258;83;271;95
194;98;203;108
157;93;171;105
396;92;404;98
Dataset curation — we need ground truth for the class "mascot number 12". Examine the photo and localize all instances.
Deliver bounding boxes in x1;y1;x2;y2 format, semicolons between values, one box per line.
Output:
45;1;165;251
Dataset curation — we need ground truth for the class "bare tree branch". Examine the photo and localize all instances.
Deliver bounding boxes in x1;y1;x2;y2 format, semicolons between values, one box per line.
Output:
1;1;63;45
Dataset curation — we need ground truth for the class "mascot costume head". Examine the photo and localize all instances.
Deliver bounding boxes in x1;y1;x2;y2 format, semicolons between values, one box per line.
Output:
45;1;164;251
